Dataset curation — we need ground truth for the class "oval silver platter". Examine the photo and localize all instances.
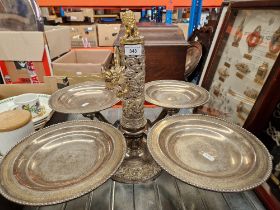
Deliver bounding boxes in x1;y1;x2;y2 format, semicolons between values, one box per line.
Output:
147;114;272;192
145;80;210;109
0;121;126;206
49;81;120;114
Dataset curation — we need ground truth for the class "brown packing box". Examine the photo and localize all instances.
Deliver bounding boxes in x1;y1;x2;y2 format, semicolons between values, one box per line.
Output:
0;83;52;100
45;16;63;24
0;31;44;62
3;61;46;83
97;24;121;47
0;26;71;83
0;26;70;61
52;49;112;77
44;26;71;59
64;9;94;22
65;12;85;21
69;24;98;48
44;75;105;90
0;74;106;100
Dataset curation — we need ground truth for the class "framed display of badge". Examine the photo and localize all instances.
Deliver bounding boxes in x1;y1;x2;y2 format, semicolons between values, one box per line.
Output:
199;0;280;135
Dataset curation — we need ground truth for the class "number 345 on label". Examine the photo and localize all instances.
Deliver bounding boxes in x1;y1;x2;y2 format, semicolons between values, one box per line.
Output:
124;45;142;56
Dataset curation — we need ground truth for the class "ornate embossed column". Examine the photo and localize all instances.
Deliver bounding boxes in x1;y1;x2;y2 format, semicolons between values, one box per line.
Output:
119;39;147;133
111;11;161;183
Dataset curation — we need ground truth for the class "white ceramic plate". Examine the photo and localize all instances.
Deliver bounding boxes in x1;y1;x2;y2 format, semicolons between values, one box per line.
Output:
0;94;52;124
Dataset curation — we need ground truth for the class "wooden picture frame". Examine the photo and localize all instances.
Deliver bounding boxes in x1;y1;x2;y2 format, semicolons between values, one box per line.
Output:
199;0;280;136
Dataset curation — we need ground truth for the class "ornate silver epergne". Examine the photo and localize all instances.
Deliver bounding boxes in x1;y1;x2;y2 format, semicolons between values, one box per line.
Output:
0;10;272;207
101;11;210;183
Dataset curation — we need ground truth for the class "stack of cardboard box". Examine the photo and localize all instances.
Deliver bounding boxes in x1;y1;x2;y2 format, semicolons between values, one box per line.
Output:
0;26;71;83
66;23;122;48
0;25;113;84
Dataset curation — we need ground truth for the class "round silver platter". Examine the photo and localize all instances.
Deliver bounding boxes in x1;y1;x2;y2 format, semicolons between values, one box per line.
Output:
49;81;120;114
0;121;126;206
145;80;210;109
147;114;272;192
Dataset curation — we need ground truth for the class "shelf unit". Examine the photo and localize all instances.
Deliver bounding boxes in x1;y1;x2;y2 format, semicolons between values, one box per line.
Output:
38;0;223;8
39;0;222;35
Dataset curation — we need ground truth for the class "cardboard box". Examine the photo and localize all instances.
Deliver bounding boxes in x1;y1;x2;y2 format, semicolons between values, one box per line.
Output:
45;16;63;24
0;26;70;60
176;23;189;40
64;9;94;22
52;49;112;77
0;32;45;62
82;8;95;18
0;26;71;83
65;12;85;22
0;83;52;100
45;26;71;58
45;75;105;90
0;74;106;100
3;61;46;83
69;24;98;48
97;24;121;47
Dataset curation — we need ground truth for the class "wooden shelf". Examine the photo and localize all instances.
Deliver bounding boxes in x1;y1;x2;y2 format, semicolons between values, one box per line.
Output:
93;14;119;18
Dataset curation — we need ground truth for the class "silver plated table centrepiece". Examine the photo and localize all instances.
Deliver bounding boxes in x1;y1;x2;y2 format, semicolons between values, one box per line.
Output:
0;121;126;206
147;114;272;192
0;9;272;209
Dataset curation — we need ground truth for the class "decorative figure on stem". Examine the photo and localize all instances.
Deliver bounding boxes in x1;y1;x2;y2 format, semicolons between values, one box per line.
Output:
102;47;127;98
120;10;142;44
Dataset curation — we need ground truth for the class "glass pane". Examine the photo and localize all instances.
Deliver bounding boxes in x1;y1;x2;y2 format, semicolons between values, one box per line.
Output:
200;9;280;126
